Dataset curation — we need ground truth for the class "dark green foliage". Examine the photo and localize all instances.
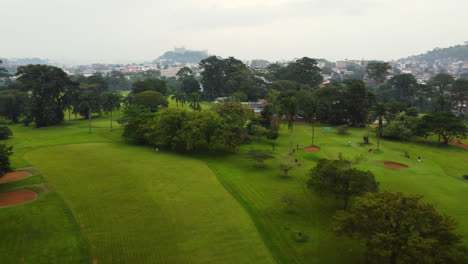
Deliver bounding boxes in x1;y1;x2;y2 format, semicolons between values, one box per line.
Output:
121;102;253;152
416;112;467;144
101;92;123;130
332;191;468;264
452;78;468;114
121;105;155;143
0;126;12;140
308;158;378;210
213;102;254;152
134;91;168;112
268;57;323;87
365;62;391;86
405;107;419;117
78;74;109;94
381;121;413;141
0;144;13;175
343;79;374;126
187;92;202;111
247;149;274;168
0;60;8;78
427;73;454;96
180;77;201;94
132;78;168;95
16;65;77;127
0;89;29;123
266;129;279;150
106;71;131;92
279;162;294;177
200;56;265;101
387;74;418;103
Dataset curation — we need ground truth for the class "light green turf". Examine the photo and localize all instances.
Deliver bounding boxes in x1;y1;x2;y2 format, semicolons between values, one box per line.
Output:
1;113;467;264
0;175;89;264
25;143;275;264
200;123;468;263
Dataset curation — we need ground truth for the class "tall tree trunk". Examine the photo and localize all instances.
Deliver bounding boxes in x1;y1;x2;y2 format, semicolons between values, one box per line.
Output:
390;252;398;264
110;110;113;131
88;109;92;134
68;109;71;121
377;117;382;150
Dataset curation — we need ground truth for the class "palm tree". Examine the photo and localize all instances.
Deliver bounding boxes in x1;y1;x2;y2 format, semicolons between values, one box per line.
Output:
279;96;298;154
171;92;184;108
370;102;388;150
188;92;202;111
101;92;122;131
79;91;99;134
301;97;319;146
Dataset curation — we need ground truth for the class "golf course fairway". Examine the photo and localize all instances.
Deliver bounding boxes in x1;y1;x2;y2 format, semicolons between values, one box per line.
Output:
25;143;275;264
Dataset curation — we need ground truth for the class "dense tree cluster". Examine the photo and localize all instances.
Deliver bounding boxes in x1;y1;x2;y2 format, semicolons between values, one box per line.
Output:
121;102;253;152
200;56;266;101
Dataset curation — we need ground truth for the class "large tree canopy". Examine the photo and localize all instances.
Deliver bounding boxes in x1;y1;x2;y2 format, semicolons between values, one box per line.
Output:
333;191;468;264
132;78;168;95
308;157;378;210
16;65;77;127
365;62;391;86
268;57;323;87
134;91;168;112
416;112;467;144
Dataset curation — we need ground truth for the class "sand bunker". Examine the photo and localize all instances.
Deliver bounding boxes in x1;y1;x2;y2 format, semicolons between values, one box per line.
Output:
303;147;320;152
0;171;32;184
384;162;409;169
0;190;37;207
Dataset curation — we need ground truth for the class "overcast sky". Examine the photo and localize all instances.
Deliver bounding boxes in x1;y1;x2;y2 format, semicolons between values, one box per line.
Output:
2;0;467;64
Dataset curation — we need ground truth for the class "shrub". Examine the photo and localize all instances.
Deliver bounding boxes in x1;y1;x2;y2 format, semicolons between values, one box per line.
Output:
0;117;11;125
381;121;413;141
279;162;294;177
0;126;12;140
336;125;349;135
0;144;13;174
362;135;370;144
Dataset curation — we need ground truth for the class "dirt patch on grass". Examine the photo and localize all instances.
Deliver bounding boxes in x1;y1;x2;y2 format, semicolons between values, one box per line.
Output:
0;171;32;184
450;139;468;150
384;162;409;169
303;147;320;152
0;190;37;207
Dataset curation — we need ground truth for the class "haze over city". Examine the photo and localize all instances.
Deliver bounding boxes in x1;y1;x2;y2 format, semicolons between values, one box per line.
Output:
2;0;468;64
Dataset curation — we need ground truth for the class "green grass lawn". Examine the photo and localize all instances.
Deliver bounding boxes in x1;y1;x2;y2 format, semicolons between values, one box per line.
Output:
200;123;468;263
25;143;274;264
1;113;467;264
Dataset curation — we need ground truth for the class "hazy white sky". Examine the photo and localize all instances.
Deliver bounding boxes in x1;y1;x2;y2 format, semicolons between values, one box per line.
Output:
1;0;467;64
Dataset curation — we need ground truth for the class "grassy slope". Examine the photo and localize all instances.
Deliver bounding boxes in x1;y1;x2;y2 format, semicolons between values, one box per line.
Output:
201;123;468;263
25;143;275;264
1;111;467;264
0;174;90;264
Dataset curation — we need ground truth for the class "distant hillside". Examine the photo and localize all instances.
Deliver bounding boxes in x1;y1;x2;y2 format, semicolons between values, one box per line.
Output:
0;57;52;73
400;42;468;63
154;48;209;65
